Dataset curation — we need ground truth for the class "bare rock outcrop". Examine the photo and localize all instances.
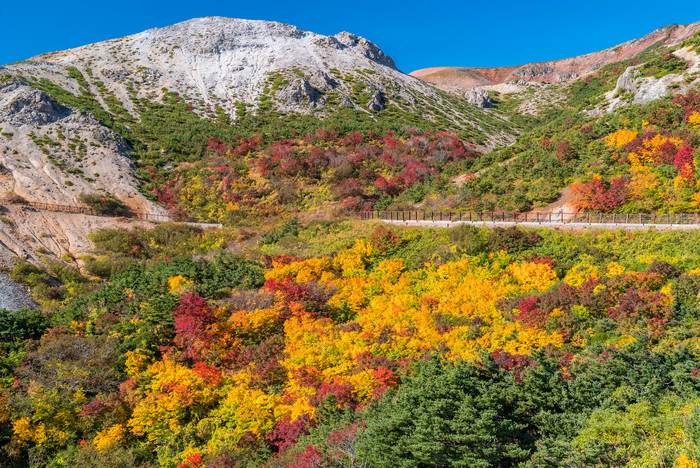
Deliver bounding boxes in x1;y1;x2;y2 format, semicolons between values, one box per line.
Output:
0;273;38;311
465;89;493;108
278;79;322;105
367;90;385;111
616;66;641;94
333;32;397;69
602;47;700;113
0;82;70;126
307;70;337;91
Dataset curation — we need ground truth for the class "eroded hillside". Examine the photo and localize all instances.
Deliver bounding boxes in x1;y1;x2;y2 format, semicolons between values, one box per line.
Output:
411;21;700;88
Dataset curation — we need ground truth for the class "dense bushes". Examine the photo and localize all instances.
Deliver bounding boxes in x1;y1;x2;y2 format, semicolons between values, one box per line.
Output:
6;222;700;466
362;356;532;467
79;192;129;217
460;86;700;213
259;218;299;245
146;128;478;223
0;308;47;344
486;226;542;253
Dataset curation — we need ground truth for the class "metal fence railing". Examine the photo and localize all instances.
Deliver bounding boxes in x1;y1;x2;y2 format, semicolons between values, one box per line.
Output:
4;200;173;222
360;210;700;225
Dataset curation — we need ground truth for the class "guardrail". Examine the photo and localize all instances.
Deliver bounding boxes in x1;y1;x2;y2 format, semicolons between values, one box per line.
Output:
361;210;700;225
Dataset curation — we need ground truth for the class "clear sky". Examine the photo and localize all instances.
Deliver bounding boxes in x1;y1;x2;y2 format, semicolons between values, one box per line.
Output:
2;1;700;73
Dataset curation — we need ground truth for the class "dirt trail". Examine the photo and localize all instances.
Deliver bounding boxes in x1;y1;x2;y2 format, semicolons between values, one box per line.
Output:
527;188;578;221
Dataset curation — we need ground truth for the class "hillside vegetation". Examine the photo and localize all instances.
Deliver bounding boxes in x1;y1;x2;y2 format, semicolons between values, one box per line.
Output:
5;18;700;468
461;89;700;212
3;222;700;466
19;30;698;222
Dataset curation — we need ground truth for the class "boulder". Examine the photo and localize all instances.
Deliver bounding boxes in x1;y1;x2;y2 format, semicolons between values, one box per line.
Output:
307;70;337;91
465;89;493;108
367;90;385;111
616;66;641;94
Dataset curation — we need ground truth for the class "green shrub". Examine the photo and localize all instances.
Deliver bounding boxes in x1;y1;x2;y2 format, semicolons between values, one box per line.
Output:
260;218;300;245
89;228;143;257
11;262;52;288
0;308;47;343
486;226;542;254
448;224;488;256
640;52;688;78
83;256;134;279
79;192;129;217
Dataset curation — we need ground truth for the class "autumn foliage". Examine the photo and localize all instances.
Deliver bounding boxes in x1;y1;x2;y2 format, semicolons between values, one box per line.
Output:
4;219;700;467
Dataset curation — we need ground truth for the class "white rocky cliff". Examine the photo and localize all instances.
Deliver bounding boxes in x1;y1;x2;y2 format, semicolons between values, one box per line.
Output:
5;17;465;117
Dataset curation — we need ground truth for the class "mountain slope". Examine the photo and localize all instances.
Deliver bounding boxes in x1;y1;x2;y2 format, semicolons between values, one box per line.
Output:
1;16;699;244
0;16;525;260
0;17;522;212
0;78;163;213
411;21;700;89
3;17;516;144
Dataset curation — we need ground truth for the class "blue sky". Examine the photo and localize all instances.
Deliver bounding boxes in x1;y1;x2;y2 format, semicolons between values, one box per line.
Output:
2;1;700;73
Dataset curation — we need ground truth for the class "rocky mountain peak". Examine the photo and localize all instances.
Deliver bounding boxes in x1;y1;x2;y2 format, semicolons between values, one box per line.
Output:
15;16;409;118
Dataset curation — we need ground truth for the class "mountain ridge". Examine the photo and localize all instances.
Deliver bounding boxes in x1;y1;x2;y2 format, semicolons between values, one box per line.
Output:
411;21;700;89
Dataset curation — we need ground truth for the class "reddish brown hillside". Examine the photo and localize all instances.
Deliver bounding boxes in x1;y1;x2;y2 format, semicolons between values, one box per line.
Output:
411;22;700;89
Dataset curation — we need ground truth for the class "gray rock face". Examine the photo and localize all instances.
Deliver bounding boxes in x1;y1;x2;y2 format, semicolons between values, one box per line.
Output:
333;32;397;69
367;90;385;111
134;68;162;84
0;82;70;125
278;79;321;105
557;71;579;81
513;65;555;80
307;70;337;91
633;77;673;104
465;89;493;108
0;272;38;311
616;66;641;94
101;68;131;81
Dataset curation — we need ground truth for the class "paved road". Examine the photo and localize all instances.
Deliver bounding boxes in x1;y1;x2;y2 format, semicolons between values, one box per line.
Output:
379;219;700;231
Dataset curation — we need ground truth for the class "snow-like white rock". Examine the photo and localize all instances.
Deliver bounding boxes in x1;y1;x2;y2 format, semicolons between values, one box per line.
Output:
6;17;435;116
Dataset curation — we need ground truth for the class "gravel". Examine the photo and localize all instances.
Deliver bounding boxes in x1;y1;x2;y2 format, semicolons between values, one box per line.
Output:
0;272;38;311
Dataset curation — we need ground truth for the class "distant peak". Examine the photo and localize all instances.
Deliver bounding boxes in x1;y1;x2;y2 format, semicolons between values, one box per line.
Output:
411;20;700;89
